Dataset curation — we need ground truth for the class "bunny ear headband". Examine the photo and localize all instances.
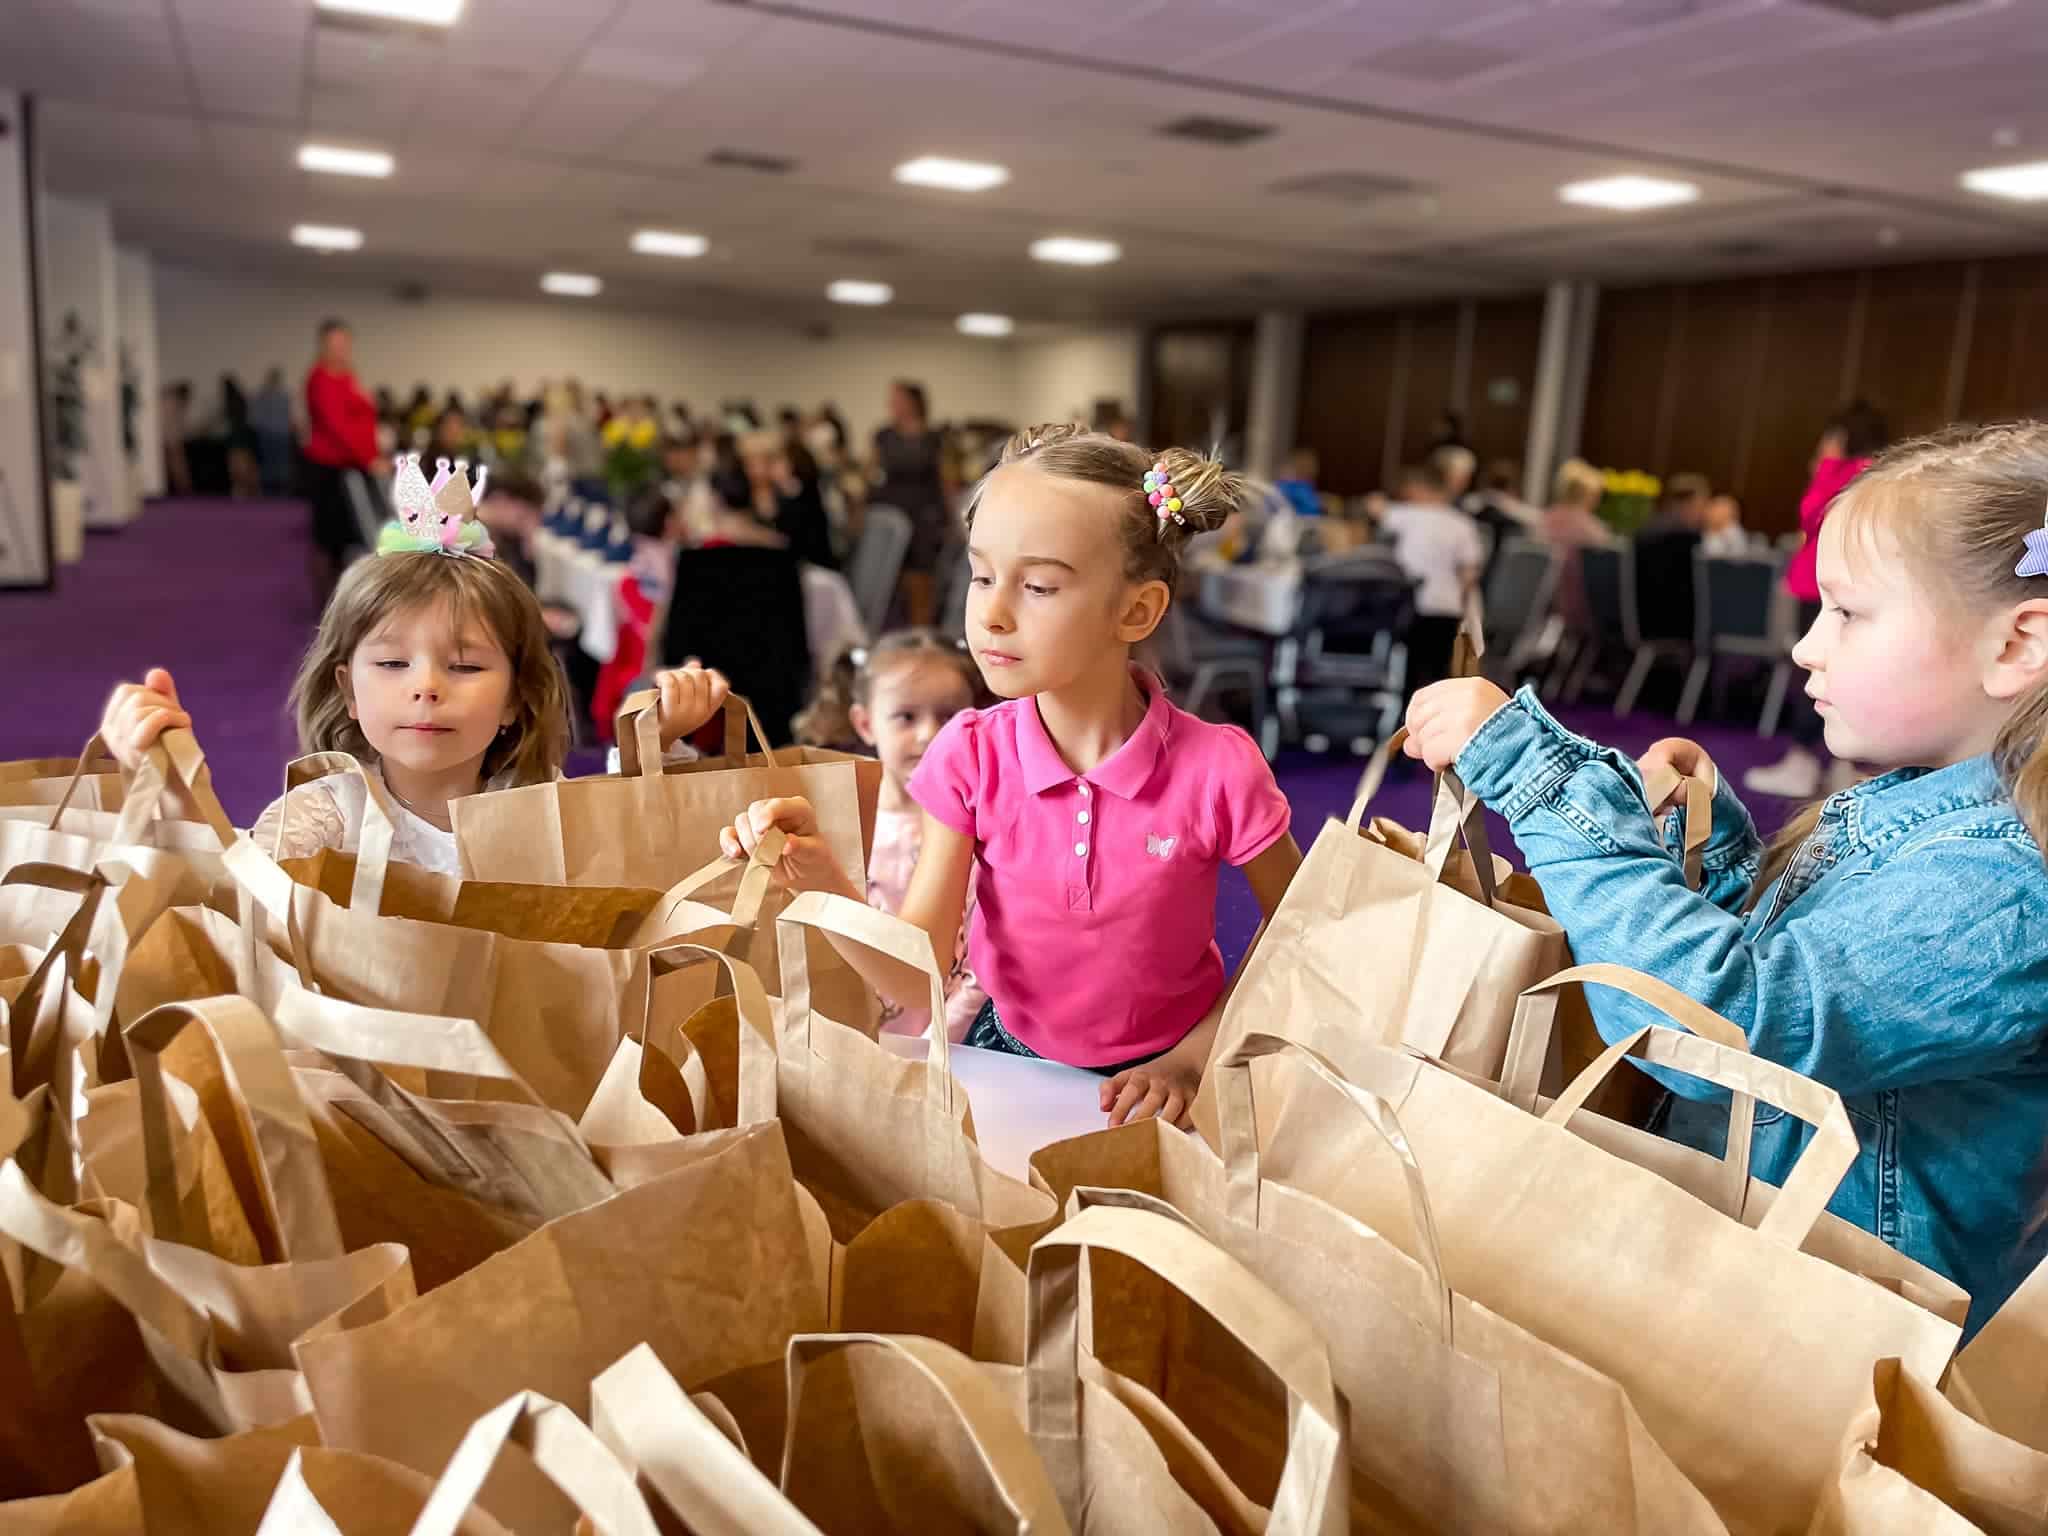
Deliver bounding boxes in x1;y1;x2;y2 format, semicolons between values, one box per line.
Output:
380;452;495;558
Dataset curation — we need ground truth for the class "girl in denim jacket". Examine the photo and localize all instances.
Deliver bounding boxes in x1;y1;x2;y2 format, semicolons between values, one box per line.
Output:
1406;422;2048;1338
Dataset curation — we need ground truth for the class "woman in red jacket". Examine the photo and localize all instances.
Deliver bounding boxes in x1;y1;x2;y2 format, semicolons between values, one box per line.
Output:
1744;399;1889;799
302;317;384;601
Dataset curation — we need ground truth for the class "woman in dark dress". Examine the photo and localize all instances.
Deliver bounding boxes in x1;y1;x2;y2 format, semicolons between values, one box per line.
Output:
871;380;953;625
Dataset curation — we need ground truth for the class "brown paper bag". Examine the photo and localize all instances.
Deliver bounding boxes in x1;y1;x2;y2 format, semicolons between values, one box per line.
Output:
1022;1201;1347;1536
221;769;760;1118
0;731;238;908
777;1333;1073;1535
1012;1031;1727;1535
1252;964;1966;1536
1191;727;1570;1145
294;1118;824;1533
1808;1360;2048;1536
591;1343;824;1536
452;690;882;892
1945;1255;2048;1455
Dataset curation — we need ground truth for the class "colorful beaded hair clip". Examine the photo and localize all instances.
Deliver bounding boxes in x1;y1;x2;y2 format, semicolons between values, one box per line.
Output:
379;452;496;559
2019;498;2048;578
1144;461;1185;527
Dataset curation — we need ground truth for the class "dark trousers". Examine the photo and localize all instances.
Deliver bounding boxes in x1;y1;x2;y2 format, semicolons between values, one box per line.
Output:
1406;614;1462;695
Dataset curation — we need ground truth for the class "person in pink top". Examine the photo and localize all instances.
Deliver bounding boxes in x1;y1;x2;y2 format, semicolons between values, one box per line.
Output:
1746;400;1889;799
793;628;989;1041
725;424;1304;1127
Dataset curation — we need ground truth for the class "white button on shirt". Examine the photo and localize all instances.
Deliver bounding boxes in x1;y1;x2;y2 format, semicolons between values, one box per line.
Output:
1077;810;1090;825
1075;842;1088;856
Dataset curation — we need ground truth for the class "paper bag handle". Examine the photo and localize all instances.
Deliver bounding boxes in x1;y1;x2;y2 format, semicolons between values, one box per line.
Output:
408;1390;662;1536
1345;728;1499;907
775;890;953;1115
1213;1032;1452;1346
2;862;122;1084
1638;744;1716;892
277;751;400;914
782;1334;1071;1535
635;834;780;960
1517;966;1857;1248
1025;1202;1345;1536
635;937;780;1129
615;690;777;778
124;996;345;1264
0;1157;211;1359
591;1343;823;1536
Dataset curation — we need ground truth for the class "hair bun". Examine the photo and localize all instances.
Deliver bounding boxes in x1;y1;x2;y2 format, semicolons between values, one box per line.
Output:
1148;445;1245;539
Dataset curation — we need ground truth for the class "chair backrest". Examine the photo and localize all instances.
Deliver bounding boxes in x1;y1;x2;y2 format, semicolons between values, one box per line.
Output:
935;539;971;635
848;503;913;637
1631;527;1699;643
1298;551;1417;640
1483;538;1557;645
1579;543;1629;643
663;545;812;746
341;469;384;550
1696;552;1785;652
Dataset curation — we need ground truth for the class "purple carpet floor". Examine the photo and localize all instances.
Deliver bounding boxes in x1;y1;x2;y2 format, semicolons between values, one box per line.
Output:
2;498;1804;968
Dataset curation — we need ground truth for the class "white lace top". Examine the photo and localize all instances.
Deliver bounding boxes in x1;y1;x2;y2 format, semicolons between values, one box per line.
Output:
249;765;469;876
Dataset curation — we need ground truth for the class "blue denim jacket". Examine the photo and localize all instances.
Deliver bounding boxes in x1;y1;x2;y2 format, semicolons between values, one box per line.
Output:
1457;688;2048;1338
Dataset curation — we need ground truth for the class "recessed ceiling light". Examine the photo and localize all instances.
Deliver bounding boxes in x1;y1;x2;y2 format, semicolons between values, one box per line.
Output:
291;224;363;252
298;143;394;178
631;229;708;258
827;279;893;306
957;313;1014;338
314;0;462;23
893;156;1010;193
1961;160;2048;202
541;272;602;297
1876;225;1902;248
1992;126;2021;149
1030;236;1122;266
1558;174;1700;212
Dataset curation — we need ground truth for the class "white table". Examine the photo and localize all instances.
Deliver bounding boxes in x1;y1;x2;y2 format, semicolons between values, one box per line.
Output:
1197;560;1302;637
881;1036;1112;1183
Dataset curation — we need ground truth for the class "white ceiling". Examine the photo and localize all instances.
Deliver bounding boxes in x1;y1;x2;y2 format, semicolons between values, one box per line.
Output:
12;0;2048;329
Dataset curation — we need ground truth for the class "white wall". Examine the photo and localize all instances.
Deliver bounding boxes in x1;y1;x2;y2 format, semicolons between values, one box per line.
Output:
117;246;163;498
0;90;45;585
1011;328;1143;429
41;196;128;527
152;264;1032;444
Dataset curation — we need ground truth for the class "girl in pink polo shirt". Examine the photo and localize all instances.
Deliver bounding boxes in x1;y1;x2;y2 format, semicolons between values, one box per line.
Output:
724;423;1303;1127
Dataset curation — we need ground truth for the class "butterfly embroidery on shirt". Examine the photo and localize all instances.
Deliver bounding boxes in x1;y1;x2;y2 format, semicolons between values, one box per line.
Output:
1146;834;1178;860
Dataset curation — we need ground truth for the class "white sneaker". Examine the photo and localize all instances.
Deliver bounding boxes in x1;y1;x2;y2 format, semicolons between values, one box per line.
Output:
1743;747;1822;799
1824;758;1863;796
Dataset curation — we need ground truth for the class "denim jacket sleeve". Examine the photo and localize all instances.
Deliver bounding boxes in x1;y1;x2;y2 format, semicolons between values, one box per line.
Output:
1657;767;1764;914
1455;688;2046;1100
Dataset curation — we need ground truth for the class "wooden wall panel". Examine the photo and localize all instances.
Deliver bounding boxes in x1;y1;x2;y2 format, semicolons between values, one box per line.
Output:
1465;294;1545;473
1579;285;1679;479
1736;268;1863;533
1144;323;1253;456
1396;303;1461;470
1296;309;1402;496
1852;261;1971;443
1661;276;1768;495
1960;253;2048;423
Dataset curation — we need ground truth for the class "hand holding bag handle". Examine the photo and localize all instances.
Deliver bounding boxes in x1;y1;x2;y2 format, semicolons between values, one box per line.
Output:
614;690;779;852
1637;741;1717;892
1346;727;1500;908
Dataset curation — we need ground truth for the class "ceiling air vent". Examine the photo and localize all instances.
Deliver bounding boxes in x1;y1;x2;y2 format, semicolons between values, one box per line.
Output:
1158;115;1276;147
1267;171;1421;205
1794;0;1975;18
708;147;797;175
813;236;908;260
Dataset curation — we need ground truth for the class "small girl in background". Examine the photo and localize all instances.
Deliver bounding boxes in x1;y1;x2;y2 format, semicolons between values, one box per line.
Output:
99;454;726;873
795;630;987;1041
1404;420;2048;1337
726;425;1303;1127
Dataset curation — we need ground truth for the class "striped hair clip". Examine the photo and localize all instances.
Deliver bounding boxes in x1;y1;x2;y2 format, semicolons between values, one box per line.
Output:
1144;461;1185;525
2019;499;2048;578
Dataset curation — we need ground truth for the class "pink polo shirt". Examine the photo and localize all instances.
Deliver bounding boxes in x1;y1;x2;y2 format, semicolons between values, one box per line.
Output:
909;672;1290;1067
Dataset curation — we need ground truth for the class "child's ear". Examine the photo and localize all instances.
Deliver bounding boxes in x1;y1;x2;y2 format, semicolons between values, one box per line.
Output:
334;664;358;721
849;702;877;747
1987;598;2048;701
1115;578;1172;646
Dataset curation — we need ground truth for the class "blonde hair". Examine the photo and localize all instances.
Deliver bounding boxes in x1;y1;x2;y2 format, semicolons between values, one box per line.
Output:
1552;457;1605;509
967;423;1246;593
793;628;982;750
1749;421;2048;902
289;552;570;786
